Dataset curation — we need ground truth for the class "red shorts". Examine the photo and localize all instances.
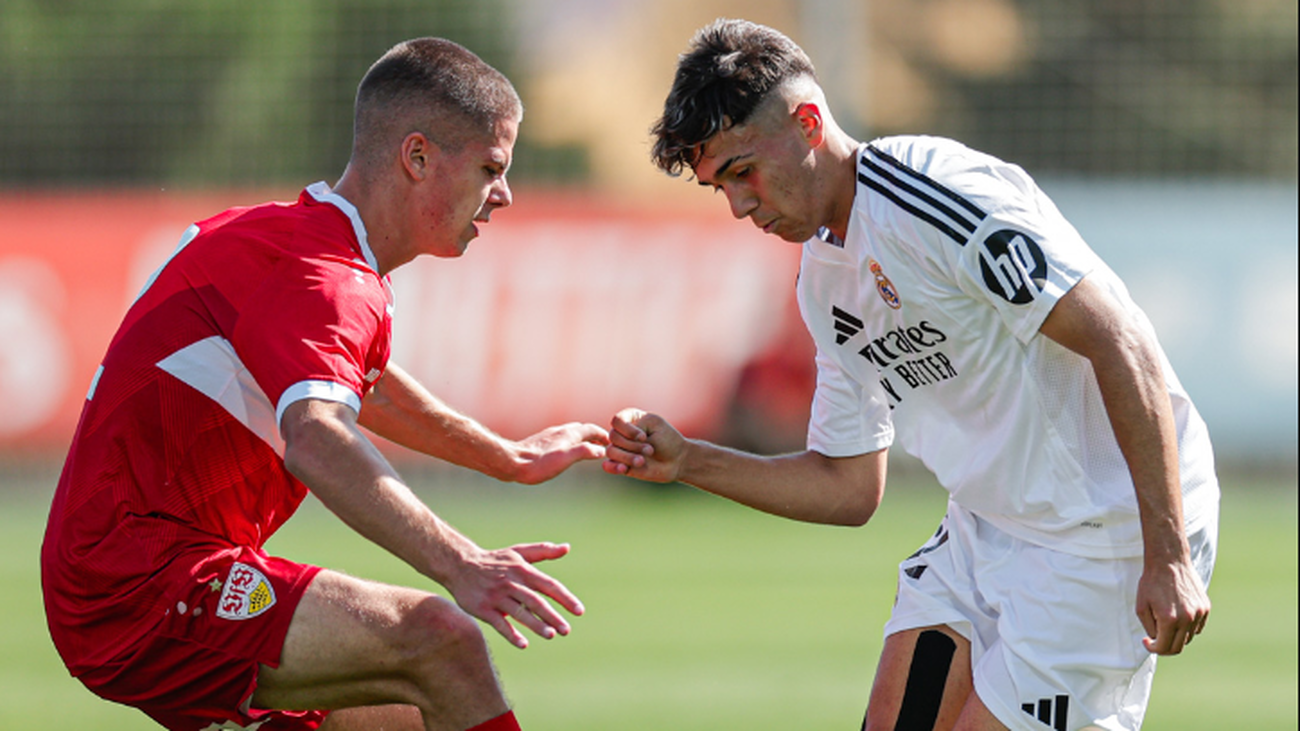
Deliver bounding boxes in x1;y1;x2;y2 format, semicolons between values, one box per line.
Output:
75;544;327;731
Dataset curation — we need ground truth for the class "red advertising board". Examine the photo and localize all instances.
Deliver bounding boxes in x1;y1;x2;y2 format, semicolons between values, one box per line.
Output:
0;190;812;458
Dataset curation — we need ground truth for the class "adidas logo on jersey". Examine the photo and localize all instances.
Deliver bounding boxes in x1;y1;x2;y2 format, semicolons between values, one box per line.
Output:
831;306;864;345
827;305;959;408
1022;694;1070;731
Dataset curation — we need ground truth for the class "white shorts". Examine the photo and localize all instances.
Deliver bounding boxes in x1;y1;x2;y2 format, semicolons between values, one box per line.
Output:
883;500;1218;731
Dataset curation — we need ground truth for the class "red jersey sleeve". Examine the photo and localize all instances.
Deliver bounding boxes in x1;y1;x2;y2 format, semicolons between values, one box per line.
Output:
231;252;391;424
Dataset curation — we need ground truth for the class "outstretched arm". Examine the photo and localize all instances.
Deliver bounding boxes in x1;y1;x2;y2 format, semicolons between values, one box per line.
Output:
603;408;886;527
281;397;583;649
1039;275;1210;656
358;361;608;484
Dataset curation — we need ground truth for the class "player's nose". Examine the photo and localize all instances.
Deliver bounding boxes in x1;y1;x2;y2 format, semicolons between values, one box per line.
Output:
490;176;513;209
726;188;756;220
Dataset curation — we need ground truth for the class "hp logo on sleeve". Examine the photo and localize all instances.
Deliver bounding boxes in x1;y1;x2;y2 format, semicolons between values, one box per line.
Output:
978;229;1047;304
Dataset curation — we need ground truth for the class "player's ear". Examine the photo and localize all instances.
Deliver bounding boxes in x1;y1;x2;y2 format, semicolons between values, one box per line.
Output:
400;131;435;181
794;102;825;147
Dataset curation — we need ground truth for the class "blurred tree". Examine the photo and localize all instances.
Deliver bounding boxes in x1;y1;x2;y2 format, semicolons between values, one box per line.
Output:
0;0;1293;186
0;0;529;188
867;0;1298;178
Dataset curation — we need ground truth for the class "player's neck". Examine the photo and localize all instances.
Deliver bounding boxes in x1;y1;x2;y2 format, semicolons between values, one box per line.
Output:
821;130;861;241
332;167;407;276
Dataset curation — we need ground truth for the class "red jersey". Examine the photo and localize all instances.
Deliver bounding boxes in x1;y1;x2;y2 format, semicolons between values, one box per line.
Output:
42;183;393;673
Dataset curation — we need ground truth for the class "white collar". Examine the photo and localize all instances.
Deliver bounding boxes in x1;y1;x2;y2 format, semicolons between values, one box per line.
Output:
305;181;380;273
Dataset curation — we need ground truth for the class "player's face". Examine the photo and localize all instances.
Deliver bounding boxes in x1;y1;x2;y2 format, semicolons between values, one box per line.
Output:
419;117;517;258
691;106;824;244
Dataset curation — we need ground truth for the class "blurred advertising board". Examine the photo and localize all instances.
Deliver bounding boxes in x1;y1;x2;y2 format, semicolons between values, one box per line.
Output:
0;190;807;459
1043;180;1298;462
1;182;1293;463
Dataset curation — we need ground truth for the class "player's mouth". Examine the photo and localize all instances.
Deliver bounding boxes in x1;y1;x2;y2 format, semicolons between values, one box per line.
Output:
470;211;494;239
757;217;779;234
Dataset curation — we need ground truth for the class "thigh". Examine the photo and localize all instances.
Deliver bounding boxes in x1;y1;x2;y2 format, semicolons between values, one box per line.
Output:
319;704;423;730
863;624;975;731
252;569;503;719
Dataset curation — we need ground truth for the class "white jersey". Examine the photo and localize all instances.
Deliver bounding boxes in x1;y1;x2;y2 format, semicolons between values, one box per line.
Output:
798;136;1219;558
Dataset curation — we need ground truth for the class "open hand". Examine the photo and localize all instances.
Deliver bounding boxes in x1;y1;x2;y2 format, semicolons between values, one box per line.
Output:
511;422;609;484
448;542;585;649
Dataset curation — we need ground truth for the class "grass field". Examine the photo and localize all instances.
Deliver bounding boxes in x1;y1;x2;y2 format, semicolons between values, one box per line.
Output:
2;464;1295;730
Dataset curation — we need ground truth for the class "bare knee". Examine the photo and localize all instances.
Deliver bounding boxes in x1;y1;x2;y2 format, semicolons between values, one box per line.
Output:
386;594;505;714
393;595;492;669
259;573;506;725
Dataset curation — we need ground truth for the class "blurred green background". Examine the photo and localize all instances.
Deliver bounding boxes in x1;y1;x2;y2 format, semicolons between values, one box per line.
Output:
3;466;1296;730
2;1;1295;729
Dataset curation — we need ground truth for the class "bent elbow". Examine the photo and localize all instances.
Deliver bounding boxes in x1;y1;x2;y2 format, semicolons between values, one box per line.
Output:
836;504;877;527
810;451;886;526
828;492;881;527
281;441;310;483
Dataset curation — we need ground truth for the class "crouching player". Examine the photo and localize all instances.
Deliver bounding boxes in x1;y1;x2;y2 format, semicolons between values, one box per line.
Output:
42;37;608;731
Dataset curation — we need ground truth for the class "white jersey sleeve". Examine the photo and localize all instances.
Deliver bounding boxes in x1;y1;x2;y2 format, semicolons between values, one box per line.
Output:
806;342;895;457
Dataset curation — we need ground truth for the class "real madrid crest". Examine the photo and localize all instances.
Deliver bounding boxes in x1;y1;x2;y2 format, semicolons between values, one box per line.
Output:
868;258;902;309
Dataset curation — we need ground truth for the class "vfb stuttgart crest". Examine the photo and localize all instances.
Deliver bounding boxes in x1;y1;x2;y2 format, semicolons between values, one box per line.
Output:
216;562;277;620
868;258;902;309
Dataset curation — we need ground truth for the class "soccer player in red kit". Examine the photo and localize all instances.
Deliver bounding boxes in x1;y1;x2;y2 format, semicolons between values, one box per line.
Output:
42;38;608;731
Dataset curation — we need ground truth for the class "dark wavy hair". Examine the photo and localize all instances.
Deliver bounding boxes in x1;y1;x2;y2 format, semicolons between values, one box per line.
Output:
651;19;817;176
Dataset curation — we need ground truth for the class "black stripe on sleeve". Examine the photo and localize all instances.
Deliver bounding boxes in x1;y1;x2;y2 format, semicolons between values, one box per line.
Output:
858;172;970;246
860;157;979;236
866;145;987;221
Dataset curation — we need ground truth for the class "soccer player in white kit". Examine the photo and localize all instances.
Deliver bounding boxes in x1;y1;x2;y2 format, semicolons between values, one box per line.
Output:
603;19;1218;731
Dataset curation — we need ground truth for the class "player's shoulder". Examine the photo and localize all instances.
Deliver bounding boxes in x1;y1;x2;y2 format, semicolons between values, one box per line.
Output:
859;135;1044;227
184;197;309;261
862;135;1009;179
195;189;363;263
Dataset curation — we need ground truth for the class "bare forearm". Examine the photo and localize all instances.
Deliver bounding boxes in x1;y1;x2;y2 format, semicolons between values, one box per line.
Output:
1089;334;1189;564
605;407;886;526
283;398;588;647
679;440;883;525
284;401;476;586
359;363;520;480
1038;276;1210;653
1087;323;1212;654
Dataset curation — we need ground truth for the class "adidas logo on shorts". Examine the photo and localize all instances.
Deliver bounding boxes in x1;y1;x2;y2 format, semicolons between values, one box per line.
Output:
1022;694;1069;731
